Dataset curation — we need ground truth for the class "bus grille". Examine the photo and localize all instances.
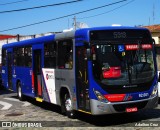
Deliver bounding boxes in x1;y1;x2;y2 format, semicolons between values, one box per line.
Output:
113;101;148;112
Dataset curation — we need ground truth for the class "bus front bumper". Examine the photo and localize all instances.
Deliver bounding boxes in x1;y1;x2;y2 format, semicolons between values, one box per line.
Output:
90;95;158;115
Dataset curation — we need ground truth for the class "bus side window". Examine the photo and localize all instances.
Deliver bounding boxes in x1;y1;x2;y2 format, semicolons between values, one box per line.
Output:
57;40;73;69
44;42;57;68
25;46;32;67
15;47;25;66
2;49;7;66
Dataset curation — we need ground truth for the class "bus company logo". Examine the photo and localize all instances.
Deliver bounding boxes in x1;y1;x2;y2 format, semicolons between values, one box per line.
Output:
123;85;137;88
139;93;149;98
125;95;133;101
46;74;54;80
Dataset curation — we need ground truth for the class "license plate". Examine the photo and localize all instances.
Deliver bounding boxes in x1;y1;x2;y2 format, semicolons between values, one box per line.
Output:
126;107;138;113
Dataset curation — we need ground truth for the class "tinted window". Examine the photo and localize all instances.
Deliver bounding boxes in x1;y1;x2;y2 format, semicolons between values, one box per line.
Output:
44;42;57;68
2;49;7;66
57;39;73;69
14;46;32;67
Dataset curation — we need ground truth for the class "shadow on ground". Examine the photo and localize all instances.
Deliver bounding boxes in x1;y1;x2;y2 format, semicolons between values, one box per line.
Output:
0;88;15;95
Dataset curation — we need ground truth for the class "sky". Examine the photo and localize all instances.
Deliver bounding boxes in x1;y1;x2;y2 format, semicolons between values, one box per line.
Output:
0;0;159;35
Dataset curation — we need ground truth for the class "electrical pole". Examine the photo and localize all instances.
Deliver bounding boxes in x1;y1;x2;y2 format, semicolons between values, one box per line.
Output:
152;1;155;25
68;18;70;29
73;16;76;30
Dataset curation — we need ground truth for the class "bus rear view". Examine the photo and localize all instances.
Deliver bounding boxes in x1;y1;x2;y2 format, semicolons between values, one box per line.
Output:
87;27;158;115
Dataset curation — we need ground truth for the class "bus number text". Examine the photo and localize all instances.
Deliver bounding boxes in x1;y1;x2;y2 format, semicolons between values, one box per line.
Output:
113;32;127;39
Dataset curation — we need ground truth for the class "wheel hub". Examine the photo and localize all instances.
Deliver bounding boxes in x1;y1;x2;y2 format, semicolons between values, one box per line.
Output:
65;98;72;111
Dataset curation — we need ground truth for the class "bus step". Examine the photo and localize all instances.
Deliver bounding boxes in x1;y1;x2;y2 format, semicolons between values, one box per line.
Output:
36;97;43;102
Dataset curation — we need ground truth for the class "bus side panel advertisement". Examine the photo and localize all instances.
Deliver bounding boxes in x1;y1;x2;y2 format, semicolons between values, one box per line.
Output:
42;68;57;104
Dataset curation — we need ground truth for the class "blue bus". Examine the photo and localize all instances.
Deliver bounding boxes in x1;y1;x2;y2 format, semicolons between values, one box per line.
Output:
1;26;158;118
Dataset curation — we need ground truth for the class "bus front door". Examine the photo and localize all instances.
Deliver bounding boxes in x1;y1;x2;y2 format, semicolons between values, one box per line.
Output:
7;52;13;90
76;46;90;112
33;50;42;98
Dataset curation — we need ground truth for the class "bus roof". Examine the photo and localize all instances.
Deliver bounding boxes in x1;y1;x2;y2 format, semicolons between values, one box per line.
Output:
76;26;149;33
2;26;149;49
74;26;150;42
2;34;55;49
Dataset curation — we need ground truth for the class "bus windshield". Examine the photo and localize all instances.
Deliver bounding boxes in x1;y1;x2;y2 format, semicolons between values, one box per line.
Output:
92;43;155;86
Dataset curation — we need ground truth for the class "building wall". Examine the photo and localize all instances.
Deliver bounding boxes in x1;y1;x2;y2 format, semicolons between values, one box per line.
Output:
153;37;159;44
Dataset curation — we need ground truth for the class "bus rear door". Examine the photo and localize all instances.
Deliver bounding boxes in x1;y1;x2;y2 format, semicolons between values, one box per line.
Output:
33;48;43;99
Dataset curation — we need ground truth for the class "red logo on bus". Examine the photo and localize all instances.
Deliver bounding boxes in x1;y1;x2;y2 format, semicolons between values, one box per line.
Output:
46;74;49;80
46;74;54;80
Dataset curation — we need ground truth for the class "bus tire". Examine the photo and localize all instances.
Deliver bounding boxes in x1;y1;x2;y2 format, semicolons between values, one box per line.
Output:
17;82;24;101
63;92;76;119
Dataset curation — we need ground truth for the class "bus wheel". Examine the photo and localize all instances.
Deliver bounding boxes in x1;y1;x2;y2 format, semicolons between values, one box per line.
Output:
64;93;75;118
17;82;24;101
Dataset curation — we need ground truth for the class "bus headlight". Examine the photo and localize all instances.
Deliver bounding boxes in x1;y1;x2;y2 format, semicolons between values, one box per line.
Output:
151;85;158;97
93;89;108;103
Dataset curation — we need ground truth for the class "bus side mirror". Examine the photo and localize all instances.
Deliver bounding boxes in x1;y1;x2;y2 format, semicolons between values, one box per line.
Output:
152;39;155;45
152;39;157;55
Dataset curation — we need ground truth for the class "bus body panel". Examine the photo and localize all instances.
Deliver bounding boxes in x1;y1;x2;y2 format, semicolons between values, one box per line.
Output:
1;66;8;89
90;95;158;115
157;71;160;97
40;68;75;106
13;67;33;96
56;69;75;106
